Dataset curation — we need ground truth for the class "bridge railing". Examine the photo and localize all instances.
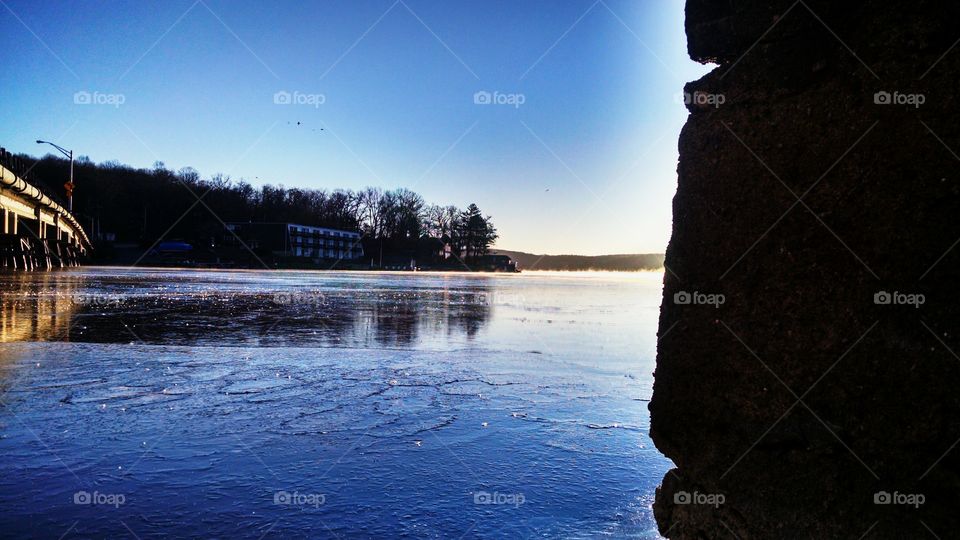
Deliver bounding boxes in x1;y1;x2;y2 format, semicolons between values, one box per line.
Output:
0;148;68;208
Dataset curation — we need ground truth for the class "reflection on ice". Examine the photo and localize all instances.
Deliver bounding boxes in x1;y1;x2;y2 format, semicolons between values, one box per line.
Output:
0;269;493;347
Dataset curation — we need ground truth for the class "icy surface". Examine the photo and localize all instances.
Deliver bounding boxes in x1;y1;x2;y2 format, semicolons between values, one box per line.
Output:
0;268;668;538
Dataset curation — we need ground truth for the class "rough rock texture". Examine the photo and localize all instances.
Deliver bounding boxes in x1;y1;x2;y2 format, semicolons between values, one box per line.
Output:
650;1;960;538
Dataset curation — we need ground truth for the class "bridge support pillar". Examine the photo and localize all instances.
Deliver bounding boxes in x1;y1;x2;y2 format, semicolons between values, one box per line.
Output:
33;207;42;239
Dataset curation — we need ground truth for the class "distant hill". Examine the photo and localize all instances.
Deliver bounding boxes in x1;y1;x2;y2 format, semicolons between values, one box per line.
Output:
492;250;664;272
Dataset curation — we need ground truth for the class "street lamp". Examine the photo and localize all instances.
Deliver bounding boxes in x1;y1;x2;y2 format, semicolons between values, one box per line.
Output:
36;140;74;213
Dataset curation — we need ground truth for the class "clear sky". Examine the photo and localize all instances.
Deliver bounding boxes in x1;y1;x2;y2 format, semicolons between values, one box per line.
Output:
0;0;709;255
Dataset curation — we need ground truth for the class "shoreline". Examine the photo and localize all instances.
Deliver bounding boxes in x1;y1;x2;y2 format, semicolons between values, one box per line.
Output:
23;265;666;275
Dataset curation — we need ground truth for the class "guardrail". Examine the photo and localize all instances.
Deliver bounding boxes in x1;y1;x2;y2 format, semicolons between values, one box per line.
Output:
0;157;91;249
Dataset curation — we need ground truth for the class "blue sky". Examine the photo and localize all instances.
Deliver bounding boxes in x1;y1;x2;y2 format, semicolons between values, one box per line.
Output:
1;0;709;255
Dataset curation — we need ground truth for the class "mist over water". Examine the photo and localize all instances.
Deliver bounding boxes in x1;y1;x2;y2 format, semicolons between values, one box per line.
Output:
0;268;668;538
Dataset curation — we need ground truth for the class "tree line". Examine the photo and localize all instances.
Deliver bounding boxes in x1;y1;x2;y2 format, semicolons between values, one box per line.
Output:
20;153;498;263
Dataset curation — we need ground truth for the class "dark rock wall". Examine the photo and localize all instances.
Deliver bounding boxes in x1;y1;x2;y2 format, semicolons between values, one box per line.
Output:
651;1;960;537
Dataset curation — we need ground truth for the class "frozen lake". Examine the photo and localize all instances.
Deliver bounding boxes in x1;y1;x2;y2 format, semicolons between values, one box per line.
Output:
0;268;669;538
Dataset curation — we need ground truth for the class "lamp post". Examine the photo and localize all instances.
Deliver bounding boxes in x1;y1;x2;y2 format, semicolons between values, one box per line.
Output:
35;140;74;213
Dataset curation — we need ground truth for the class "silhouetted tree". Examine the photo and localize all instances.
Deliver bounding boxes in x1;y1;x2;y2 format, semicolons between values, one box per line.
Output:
455;203;498;261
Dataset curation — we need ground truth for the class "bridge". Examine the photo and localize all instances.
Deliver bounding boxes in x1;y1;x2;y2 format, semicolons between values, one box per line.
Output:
0;148;90;270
